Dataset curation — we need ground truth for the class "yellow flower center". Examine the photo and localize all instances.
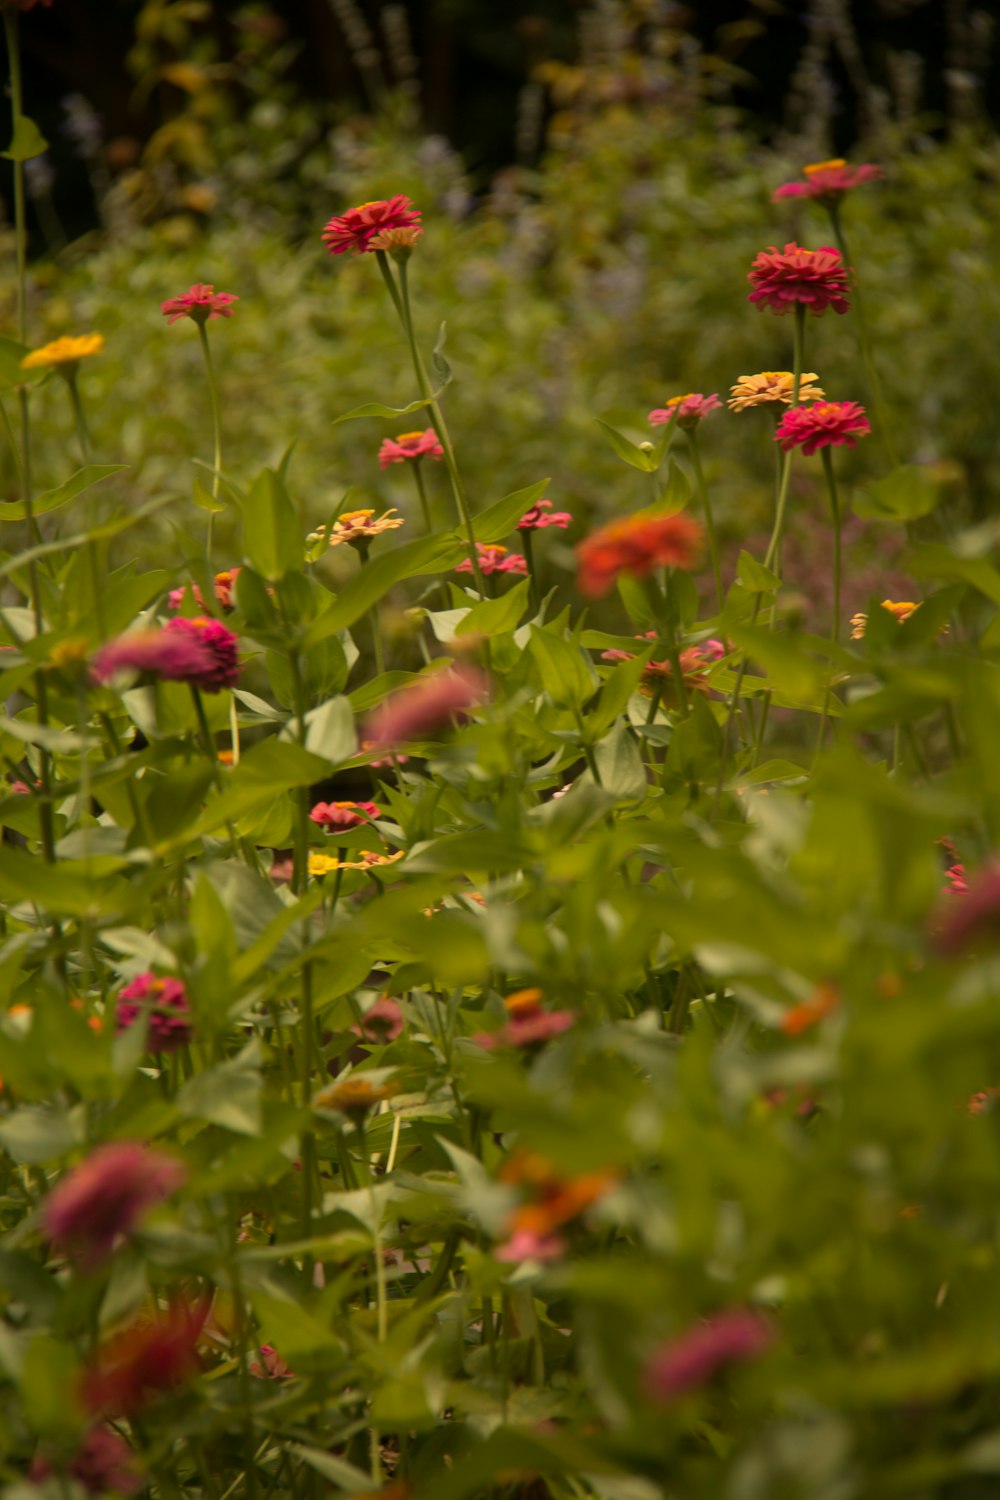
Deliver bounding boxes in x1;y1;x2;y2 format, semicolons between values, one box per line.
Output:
804;159;846;176
397;431;425;443
338;509;375;524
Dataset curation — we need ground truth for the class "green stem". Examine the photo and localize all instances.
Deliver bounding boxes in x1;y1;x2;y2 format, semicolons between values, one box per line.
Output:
197;319;223;566
686;430;723;614
813;447;843;760
411;458;433;531
0;397;23;483
66;370;91;464
828;204;899;469
520;524;539;613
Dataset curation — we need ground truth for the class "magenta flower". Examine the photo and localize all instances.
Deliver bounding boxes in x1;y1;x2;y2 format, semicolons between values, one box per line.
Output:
352;996;405;1044
92;629;219;690
773;159;883;205
518;499;573;530
163;616;240;692
116;973;193;1052
644;1307;774;1403
775;401;871;456
161;283;239;325
309;799;381;831
455;544;527;577
364;666;489;749
648;393;721;430
321;196;422;256
748;243;852;317
43;1142;186;1271
30;1429;141;1496
378;428;443;467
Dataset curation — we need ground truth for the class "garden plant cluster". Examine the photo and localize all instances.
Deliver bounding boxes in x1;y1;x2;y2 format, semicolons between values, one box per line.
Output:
4;4;1000;1500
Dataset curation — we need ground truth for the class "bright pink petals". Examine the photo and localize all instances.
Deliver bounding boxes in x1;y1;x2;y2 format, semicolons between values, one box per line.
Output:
455;544;528;576
161;283;238;325
116;973;193;1053
748;242;852;317
518;499;573;530
364;666;489;749
378;428;443;467
163;616;240;692
773;160;883;204
775;401;871;455
310;799;381;831
577;512;704;599
92;629;220;691
648;393;721;429
321;196;422;256
644;1308;774;1402
43;1142;186;1271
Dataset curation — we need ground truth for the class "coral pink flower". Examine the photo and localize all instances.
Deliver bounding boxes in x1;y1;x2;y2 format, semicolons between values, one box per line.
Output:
577;512;703;599
310;799;381;831
378;428;443;467
161;283;238;325
773;158;883;205
163;616;239;692
495;1228;566;1263
364;666;489;749
43;1142;186;1271
518;499;573;530
648;393;721;430
352;996;405;1043
475;1010;576;1050
644;1308;774;1402
321;196;422;256
601;636;723;703
455;544;528;577
933;863;1000;956
168;569;240;613
116;974;193;1052
249;1345;294;1380
30;1429;140;1496
945;863;968;897
775;401;871;456
83;1298;209;1416
92;629;219;691
748;242;852;317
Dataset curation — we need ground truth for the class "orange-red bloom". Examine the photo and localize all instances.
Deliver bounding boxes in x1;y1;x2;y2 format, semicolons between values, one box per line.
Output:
748;242;851;317
781;982;839;1036
576;512;703;599
322;196;422;256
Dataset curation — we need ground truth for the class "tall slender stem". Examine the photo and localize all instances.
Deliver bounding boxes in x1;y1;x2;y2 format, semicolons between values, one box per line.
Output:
67;371;91;464
813;447;843;760
828;204;899;469
686;430;723;614
197;320;223;566
411;459;432;531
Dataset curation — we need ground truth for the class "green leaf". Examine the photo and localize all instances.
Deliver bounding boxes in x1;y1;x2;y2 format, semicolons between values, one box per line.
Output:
20;1335;80;1439
910;544;1000;606
530;624;597;708
187;739;332;840
0;464;127;523
0;845;125;916
177;1040;262;1135
298;694;356;763
302;534;461;644
456;577;531;638
468;479;550;545
3;114;48;162
0;1106;78;1164
728;624;829;705
590;722;646;801
239;467;303;581
192;472;226;513
596;419;659;472
333;394;440;424
736;549;780;595
432;321;452;387
294;1446;374;1490
854;464;940;523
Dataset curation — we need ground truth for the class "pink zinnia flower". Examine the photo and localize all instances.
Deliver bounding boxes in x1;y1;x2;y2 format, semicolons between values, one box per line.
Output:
92;629;218;691
30;1429;141;1496
83;1298;209;1416
775;401;871;455
116;973;193;1052
161;283;238;325
43;1142;186;1271
648;393;721;430
378;428;443;467
310;799;381;831
352;996;405;1043
644;1307;774;1403
773;158;883;205
364;666;489;749
933;863;1000;956
518;499;573;530
748;242;852;317
577;512;704;599
455;544;528;577
321;196;422;256
163;616;239;692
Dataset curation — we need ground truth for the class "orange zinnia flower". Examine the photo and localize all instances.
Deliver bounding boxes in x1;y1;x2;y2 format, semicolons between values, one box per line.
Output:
576;512;703;599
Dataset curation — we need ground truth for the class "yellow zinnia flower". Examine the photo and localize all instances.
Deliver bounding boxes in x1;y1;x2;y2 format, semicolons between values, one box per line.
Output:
727;371;825;411
21;334;105;371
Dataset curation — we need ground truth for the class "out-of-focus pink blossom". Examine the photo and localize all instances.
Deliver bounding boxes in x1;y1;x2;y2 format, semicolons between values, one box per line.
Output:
773;159;883;204
310;800;381;831
933;862;1000;956
30;1428;141;1495
518;499;573;530
455;544;527;576
163;616;239;692
92;629;218;690
116;973;193;1052
364;666;489;749
43;1142;185;1271
648;393;721;430
83;1298;209;1416
352;996;405;1043
378;428;443;467
494;1228;566;1263
644;1307;774;1402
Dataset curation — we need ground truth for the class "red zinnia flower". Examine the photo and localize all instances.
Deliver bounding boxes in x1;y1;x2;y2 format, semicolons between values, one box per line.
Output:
309;799;381;831
773;158;883;205
644;1308;774;1403
455;544;528;577
364;666;489;749
43;1142;186;1272
378;428;443;467
321;196;422;257
518;499;573;530
116;974;193;1052
775;401;871;456
576;512;703;599
748;242;852;317
92;629;220;691
161;283;238;325
163;616;239;692
30;1428;141;1496
647;393;721;430
83;1298;209;1416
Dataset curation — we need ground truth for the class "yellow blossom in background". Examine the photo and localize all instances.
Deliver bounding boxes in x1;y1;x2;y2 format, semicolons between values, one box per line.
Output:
850;600;921;640
327;509;404;547
21;334;105;371
309;849;404;877
315;1076;397;1120
727;371;825;411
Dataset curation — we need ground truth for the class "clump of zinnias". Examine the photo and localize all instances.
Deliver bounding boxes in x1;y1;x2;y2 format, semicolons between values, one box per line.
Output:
116;973;193;1052
378;429;443;467
310;799;381;831
352;996;405;1044
456;544;527;577
161;284;238;325
647;393;721;430
168;568;240;613
43;1141;186;1271
496;1151;617;1263
775;401;871;455
364;665;489;749
773;158;883;204
643;1307;774;1403
748;243;852;317
321;196;422;256
576;512;704;599
601;635;725;702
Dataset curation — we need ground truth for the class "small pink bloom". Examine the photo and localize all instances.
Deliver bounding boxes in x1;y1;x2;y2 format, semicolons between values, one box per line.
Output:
945;863;968;897
773;159;883;204
364;666;489;749
775;401;871;455
748;242;852;317
43;1142;186;1271
475;1010;576;1050
30;1428;141;1496
644;1307;774;1403
321;196;422;256
378;428;443;467
455;544;528;577
249;1344;294;1380
518;499;573;530
310;799;381;831
933;863;1000;956
352;996;405;1043
8;780;32;795
163;616;240;692
116;973;193;1052
648;393;721;430
495;1229;566;1263
161;283;238;325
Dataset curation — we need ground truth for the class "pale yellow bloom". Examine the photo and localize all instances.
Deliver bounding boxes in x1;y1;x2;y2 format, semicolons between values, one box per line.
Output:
728;371;825;411
21;334;105;370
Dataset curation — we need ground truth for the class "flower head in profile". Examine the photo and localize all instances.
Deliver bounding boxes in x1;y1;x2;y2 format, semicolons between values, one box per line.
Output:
728;371;825;411
318;508;405;549
647;393;721;430
249;1345;294;1380
163;616;239;692
316;1076;397;1121
518;498;572;530
30;1428;141;1496
161;284;238;325
83;1298;209;1416
116;973;193;1053
22;333;104;372
748;242;852;317
775;401;871;455
644;1307;774;1403
456;543;527;577
601;635;723;702
364;665;489;749
773;159;883;205
43;1142;186;1271
92;629;219;692
309;799;381;831
378;429;443;468
577;512;703;599
850;599;920;639
368;226;423;262
321;196;422;256
474;988;576;1050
